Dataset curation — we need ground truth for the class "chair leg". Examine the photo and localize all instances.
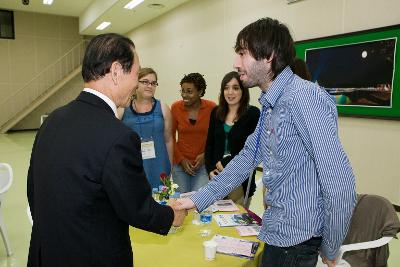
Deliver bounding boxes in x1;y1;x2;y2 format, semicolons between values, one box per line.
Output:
0;211;12;256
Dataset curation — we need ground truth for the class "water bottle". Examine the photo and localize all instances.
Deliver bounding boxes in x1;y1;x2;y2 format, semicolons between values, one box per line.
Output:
199;206;213;237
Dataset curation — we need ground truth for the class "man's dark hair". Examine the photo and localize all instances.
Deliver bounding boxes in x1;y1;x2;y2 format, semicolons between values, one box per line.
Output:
82;33;135;83
180;73;207;97
290;58;311;81
216;71;249;121
235;17;295;78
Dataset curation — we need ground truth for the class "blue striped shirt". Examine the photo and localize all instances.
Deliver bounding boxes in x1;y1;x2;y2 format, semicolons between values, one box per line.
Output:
191;66;356;260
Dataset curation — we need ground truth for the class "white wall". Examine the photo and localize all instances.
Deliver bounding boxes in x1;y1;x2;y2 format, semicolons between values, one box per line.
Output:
126;0;400;205
0;11;83;130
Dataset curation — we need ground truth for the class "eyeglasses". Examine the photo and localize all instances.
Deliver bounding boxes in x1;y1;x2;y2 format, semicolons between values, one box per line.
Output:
139;80;158;87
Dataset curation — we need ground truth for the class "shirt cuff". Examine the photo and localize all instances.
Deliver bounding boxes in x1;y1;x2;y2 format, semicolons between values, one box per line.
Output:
190;187;217;212
320;241;339;261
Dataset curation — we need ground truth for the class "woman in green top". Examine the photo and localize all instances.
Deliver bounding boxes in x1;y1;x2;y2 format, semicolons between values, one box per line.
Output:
204;71;260;207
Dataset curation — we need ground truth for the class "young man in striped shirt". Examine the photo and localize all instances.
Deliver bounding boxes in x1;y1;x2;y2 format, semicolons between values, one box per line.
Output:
177;17;356;267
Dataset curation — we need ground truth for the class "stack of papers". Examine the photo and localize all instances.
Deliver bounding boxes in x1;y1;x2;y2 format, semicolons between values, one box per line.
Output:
212;234;260;259
211;199;239;212
179;191;196;198
214;213;258;227
235;225;261;236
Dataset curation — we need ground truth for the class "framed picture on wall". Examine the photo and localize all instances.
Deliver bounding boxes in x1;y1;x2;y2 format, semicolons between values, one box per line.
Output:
295;24;400;118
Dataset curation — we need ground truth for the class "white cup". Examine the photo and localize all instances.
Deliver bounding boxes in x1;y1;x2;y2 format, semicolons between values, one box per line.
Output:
203;240;218;261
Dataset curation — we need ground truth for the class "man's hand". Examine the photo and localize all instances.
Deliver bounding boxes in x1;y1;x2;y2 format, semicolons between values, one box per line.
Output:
176;198;196;211
215;161;224;172
180;159;195;176
169;199;188;227
209;169;219;178
193;153;205;170
322;256;337;267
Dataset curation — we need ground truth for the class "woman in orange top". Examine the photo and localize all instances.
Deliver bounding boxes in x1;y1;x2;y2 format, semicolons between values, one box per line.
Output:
171;73;216;193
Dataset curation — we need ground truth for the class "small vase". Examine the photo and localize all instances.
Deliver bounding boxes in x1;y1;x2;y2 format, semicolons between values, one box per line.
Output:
159;195;169;205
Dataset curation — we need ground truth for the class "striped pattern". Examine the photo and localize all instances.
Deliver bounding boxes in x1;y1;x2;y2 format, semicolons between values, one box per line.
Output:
191;67;356;260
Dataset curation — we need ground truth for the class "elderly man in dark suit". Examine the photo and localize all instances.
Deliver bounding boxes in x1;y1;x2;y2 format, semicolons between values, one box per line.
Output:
27;33;186;267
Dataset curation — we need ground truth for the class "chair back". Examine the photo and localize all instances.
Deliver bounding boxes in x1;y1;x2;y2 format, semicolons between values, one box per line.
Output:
0;163;13;201
342;194;400;266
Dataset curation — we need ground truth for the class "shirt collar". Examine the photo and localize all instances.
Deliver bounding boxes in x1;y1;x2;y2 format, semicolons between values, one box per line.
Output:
258;66;294;108
83;88;118;117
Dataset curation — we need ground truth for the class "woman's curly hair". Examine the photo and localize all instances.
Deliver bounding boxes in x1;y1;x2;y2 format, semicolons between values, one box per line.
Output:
180;73;207;97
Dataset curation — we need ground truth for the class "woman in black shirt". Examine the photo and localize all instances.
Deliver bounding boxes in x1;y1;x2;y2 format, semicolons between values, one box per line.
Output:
205;71;260;207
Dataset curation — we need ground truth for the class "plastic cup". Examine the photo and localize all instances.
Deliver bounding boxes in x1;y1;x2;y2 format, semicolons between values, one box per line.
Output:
192;210;200;225
203;240;218;261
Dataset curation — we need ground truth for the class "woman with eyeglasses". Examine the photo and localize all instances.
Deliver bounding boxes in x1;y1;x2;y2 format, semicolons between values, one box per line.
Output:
205;71;260;208
118;67;173;189
171;73;216;193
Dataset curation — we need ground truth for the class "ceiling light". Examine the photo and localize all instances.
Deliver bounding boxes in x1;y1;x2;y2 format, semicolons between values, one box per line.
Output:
43;0;54;5
124;0;145;10
96;22;111;31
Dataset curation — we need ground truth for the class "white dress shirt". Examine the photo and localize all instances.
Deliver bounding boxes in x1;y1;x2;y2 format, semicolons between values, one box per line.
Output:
83;88;117;118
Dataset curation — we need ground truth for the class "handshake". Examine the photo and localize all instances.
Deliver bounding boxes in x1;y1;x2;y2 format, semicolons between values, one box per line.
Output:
168;198;196;227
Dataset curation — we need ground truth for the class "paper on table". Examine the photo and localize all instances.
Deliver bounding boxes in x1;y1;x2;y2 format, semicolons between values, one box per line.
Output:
235;225;261;236
179;191;197;198
212;234;260;259
211;199;239;212
214;213;258;227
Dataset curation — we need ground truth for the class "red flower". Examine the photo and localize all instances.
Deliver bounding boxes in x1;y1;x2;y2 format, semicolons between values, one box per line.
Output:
160;172;167;183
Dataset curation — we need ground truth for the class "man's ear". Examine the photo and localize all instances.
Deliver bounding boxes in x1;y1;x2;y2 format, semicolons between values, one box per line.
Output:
110;61;122;85
265;51;275;63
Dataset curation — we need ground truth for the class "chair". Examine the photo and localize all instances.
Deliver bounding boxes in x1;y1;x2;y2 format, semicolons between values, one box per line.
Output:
317;194;400;267
0;163;13;256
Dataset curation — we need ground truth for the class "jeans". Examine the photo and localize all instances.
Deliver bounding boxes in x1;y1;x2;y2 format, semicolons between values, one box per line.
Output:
172;164;209;193
260;237;321;267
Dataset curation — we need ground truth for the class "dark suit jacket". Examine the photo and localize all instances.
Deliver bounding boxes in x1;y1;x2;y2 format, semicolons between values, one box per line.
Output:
27;91;174;267
204;105;260;198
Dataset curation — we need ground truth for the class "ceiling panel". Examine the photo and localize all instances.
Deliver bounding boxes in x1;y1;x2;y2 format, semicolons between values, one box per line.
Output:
0;0;191;35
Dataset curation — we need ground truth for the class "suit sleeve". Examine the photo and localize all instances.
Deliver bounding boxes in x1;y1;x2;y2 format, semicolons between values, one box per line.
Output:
27;132;40;218
102;130;174;235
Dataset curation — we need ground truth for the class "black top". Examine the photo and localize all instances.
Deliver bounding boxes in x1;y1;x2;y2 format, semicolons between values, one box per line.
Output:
205;105;260;198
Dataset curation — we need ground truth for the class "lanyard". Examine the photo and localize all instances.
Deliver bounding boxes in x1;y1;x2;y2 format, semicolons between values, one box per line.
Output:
244;105;270;207
253;105;268;163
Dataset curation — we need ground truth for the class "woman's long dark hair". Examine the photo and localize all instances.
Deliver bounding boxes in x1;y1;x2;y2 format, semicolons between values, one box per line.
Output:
215;71;250;122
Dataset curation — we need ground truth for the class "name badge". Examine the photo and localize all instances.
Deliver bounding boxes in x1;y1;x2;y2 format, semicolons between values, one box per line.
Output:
141;138;156;159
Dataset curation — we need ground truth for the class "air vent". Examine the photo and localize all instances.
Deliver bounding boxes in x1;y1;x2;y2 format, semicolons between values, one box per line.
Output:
147;3;165;9
287;0;303;4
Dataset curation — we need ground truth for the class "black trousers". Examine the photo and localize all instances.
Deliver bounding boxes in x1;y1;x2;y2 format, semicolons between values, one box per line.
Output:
260;237;321;267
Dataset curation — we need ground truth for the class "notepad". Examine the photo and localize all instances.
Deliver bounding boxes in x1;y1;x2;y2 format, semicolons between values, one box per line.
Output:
235;225;261;236
211;199;239;212
212;234;260;259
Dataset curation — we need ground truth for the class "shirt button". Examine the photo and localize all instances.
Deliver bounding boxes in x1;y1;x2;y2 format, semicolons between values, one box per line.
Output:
266;130;271;135
268;108;272;113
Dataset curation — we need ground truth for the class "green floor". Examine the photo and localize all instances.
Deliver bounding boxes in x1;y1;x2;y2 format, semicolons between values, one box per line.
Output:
0;131;399;266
